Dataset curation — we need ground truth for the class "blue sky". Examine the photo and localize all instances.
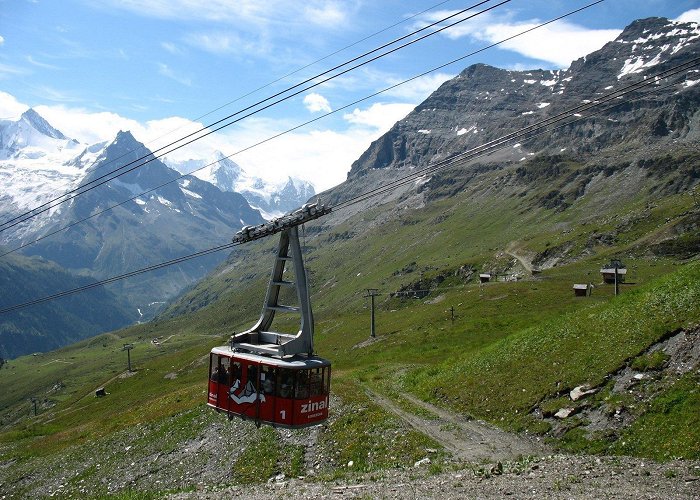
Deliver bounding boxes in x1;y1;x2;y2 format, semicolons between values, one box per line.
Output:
1;0;699;190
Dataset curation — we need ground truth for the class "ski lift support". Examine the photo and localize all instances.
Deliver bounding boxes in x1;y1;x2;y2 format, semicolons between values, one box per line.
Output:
229;201;332;357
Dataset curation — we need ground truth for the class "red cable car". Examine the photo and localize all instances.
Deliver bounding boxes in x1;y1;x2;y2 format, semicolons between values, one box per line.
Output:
208;203;332;428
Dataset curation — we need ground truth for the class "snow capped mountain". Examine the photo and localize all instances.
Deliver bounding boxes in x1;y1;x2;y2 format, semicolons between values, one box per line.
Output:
0;108;78;160
1;112;265;319
346;16;700;182
0;109;89;239
614;17;700;80
163;152;316;218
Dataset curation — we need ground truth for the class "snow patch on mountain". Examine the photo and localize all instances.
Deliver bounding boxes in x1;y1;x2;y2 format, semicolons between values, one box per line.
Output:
163;152;316;218
0;110;92;240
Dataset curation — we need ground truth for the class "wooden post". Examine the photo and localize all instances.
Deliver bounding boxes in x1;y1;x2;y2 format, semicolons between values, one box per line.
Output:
123;343;134;372
364;289;379;338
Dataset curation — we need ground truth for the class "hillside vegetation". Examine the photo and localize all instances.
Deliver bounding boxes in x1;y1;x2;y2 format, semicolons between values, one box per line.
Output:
1;156;698;495
2;16;700;495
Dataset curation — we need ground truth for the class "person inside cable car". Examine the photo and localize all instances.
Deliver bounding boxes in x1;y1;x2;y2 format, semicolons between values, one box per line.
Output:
211;365;221;382
309;369;322;396
243;365;258;397
230;362;241;385
219;358;231;384
278;369;293;398
295;371;309;399
261;366;275;394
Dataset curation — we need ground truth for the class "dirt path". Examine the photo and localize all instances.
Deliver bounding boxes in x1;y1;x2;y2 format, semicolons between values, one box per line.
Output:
505;242;534;274
367;389;547;462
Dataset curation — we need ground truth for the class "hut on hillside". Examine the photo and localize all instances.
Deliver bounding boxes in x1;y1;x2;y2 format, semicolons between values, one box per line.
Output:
600;259;627;284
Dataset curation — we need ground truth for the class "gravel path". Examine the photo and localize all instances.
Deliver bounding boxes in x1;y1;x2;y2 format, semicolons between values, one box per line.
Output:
368;390;547;463
169;454;700;499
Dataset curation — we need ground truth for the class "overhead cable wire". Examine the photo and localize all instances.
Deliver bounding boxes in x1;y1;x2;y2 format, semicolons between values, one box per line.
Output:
0;0;461;224
0;0;507;233
0;58;695;316
334;60;700;211
0;0;605;258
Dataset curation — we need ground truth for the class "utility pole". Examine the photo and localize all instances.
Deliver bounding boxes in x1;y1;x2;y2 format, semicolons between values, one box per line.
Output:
122;343;134;372
30;397;37;416
364;289;379;338
614;263;619;297
450;306;455;322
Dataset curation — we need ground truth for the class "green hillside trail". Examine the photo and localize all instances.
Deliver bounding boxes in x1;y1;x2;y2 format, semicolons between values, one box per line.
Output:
366;389;548;463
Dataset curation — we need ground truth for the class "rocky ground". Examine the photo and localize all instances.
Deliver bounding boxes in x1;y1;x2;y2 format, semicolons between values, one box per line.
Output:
534;326;700;442
169;454;700;499
2;329;698;499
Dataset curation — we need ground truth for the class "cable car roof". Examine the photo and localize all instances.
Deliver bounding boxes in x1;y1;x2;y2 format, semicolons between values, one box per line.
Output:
211;346;331;368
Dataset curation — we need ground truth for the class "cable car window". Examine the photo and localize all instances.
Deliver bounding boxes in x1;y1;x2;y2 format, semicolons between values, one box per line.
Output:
231;361;241;384
277;369;294;398
261;365;275;395
210;354;220;381
309;368;322;396
295;370;310;399
243;364;258;397
323;366;331;394
219;357;231;385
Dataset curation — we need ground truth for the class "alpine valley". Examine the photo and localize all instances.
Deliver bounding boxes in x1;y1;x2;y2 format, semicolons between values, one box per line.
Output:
0;15;699;499
0;111;315;358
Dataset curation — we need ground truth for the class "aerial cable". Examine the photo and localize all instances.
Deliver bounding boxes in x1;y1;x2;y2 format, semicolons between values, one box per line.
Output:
0;59;694;316
334;60;700;211
333;63;700;211
0;242;240;315
0;0;462;228
0;0;506;232
0;0;507;233
0;0;607;258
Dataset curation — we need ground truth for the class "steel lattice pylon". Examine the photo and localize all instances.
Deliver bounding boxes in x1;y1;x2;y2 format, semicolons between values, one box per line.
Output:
229;202;330;357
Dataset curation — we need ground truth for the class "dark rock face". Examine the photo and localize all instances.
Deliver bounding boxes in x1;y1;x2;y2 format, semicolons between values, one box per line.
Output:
346;17;700;181
21;131;265;319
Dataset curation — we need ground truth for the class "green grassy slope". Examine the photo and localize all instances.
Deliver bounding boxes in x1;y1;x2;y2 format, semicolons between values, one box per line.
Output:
0;158;698;494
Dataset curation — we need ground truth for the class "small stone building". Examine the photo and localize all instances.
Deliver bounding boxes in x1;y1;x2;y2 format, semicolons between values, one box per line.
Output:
600;267;627;284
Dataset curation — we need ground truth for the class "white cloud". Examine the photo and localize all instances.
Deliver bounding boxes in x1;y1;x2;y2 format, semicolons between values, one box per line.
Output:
26;56;61;70
0;61;29;79
418;10;621;68
0;35;4;46
184;31;271;56
303;1;347;27
157;63;192;86
383;72;454;101
5;89;409;192
303;93;332;113
229;120;380;191
675;8;700;24
0;91;29;119
161;41;184;55
33;85;84;103
34;105;142;145
92;0;352;30
343;102;415;131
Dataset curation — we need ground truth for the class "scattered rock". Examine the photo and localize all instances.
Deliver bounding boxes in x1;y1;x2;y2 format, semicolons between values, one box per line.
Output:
554;407;576;419
414;457;431;468
570;385;597;401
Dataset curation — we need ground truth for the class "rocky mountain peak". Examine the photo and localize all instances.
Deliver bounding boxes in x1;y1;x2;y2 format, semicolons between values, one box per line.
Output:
344;16;700;182
20;108;67;140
